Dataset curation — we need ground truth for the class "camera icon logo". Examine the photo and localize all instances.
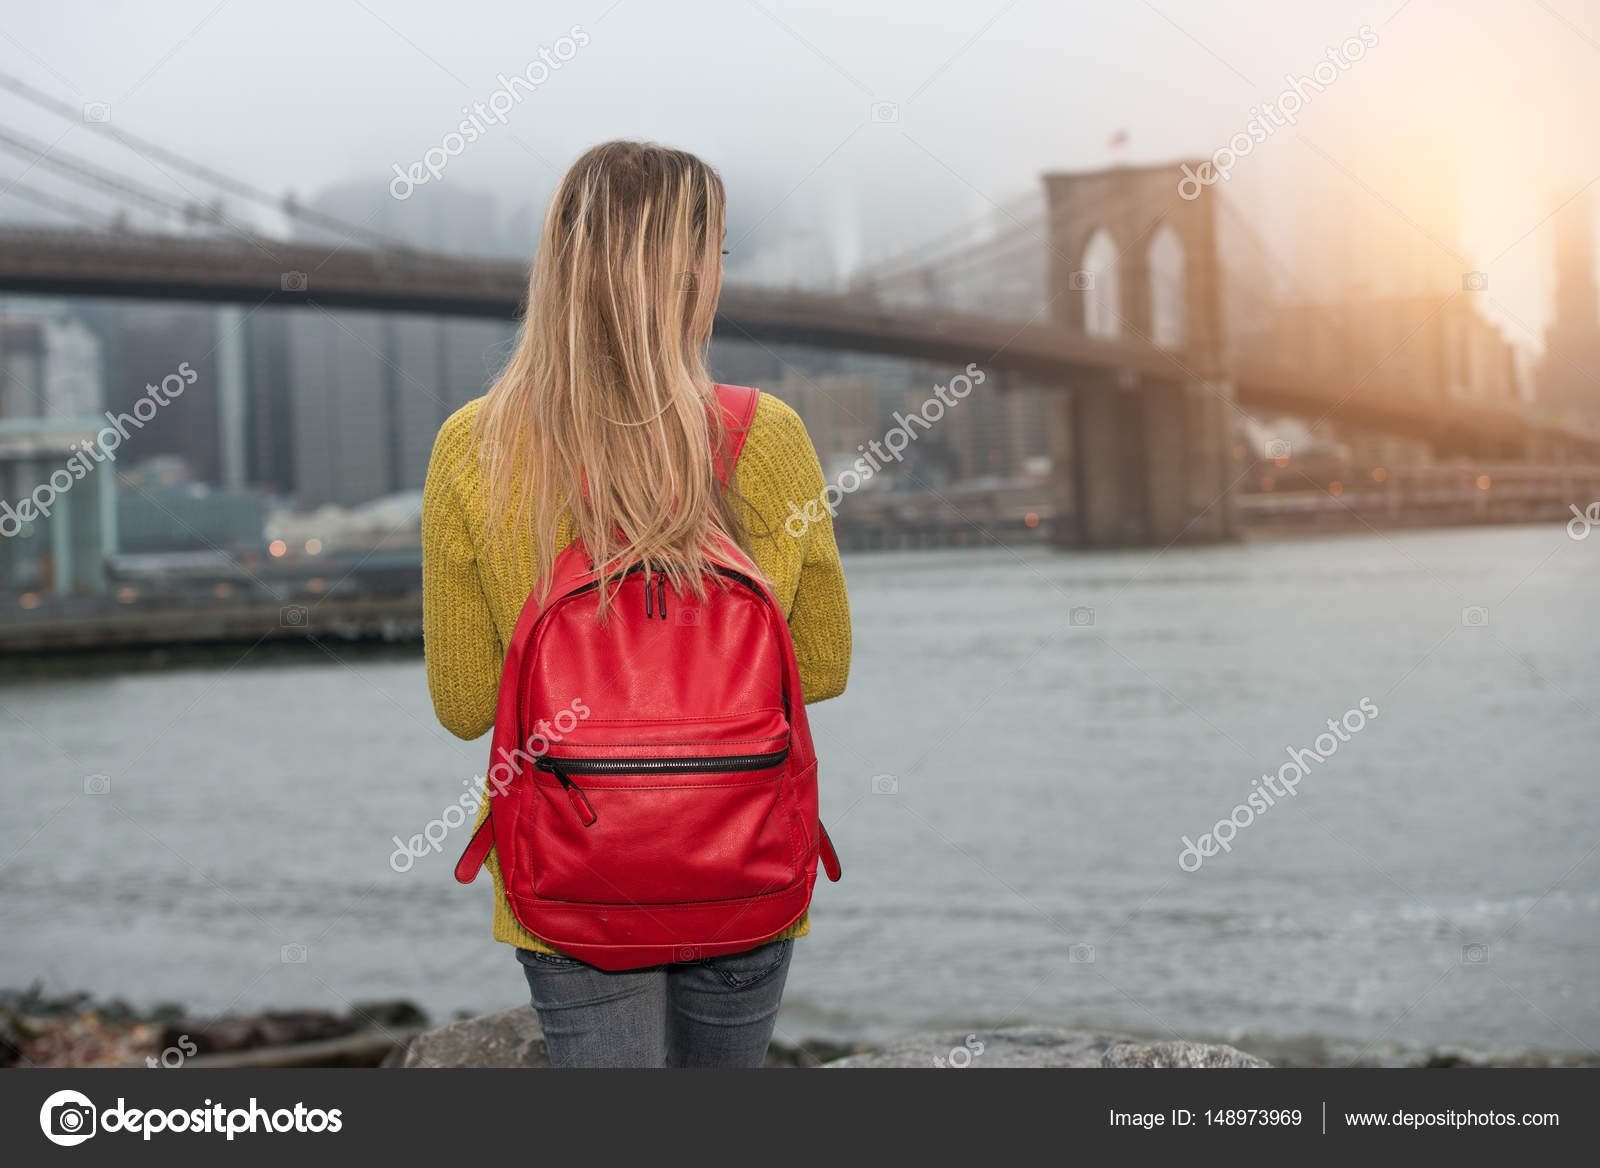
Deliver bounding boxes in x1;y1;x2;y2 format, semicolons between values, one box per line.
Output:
40;1089;97;1146
675;945;701;962
1264;438;1292;462
870;774;898;795
281;271;309;292
1461;271;1488;292
869;100;899;123
1461;943;1489;965
1069;606;1095;627
83;773;111;796
82;101;111;123
1461;606;1489;627
674;606;701;626
680;271;698;291
1069;943;1096;964
280;604;308;627
281;943;308;964
1068;270;1096;291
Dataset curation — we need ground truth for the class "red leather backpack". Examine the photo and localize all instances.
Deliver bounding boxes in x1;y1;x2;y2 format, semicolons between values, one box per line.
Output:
454;384;841;970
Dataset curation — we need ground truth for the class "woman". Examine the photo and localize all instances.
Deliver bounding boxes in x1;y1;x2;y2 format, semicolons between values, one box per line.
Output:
421;140;851;1067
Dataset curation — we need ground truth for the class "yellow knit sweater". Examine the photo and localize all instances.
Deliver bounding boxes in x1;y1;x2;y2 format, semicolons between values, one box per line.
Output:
421;391;851;955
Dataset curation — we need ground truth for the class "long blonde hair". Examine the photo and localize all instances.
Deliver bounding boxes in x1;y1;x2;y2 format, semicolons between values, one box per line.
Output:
472;141;751;610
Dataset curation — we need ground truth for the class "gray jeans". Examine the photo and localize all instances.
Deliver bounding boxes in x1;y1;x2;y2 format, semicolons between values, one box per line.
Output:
516;939;794;1067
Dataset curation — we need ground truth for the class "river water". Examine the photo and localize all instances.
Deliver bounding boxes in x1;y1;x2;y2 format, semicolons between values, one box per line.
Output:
3;524;1597;1060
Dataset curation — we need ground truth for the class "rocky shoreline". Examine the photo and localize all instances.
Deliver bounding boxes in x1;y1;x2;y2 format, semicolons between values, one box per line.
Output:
389;1007;1270;1068
4;987;1594;1070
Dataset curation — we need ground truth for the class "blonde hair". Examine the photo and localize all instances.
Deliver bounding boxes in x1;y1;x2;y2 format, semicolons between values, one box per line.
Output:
471;140;752;611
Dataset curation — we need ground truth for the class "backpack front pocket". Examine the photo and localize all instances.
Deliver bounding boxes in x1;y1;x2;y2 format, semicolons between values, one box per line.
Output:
525;747;800;906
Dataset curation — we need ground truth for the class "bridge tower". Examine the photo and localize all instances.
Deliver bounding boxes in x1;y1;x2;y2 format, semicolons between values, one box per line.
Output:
1041;162;1237;547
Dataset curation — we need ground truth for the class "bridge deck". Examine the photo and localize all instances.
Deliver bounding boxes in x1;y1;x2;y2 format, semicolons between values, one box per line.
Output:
0;227;1596;460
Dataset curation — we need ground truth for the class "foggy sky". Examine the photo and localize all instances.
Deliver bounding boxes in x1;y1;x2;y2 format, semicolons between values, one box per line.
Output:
2;0;1597;346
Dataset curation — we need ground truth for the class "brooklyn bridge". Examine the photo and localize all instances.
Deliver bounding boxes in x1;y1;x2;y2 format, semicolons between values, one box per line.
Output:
5;164;1598;528
2;116;1599;649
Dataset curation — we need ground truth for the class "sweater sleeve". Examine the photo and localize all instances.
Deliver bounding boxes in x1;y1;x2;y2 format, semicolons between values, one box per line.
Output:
421;408;501;740
736;395;852;704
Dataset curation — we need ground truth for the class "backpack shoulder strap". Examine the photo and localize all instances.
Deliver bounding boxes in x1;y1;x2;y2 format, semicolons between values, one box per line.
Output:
712;384;759;486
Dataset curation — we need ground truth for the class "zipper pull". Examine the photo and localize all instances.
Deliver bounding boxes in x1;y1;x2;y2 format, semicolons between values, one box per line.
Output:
548;761;598;827
657;572;667;620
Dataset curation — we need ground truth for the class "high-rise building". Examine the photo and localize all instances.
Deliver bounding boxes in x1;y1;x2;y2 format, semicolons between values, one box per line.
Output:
0;313;103;420
940;375;1050;482
288;309;391;507
1537;193;1600;425
0;320;44;419
298;180;512;256
737;227;840;290
1236;295;1520;404
244;309;295;495
441;319;515;413
283;310;514;508
1282;136;1466;304
386;314;449;495
277;183;518;509
96;304;219;481
0;311;112;596
385;314;513;493
764;374;881;475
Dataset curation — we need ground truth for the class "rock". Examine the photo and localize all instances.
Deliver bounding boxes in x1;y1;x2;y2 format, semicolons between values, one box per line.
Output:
765;1037;871;1068
826;1027;1136;1068
824;1028;1269;1068
181;1030;419;1069
349;999;430;1030
1101;1039;1271;1068
388;1012;869;1068
170;1010;355;1056
384;1016;1268;1070
387;1006;550;1068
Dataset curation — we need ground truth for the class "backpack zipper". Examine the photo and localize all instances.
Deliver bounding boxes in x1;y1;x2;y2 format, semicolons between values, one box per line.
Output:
539;749;788;776
536;748;790;829
539;759;600;827
643;571;667;620
561;564;762;608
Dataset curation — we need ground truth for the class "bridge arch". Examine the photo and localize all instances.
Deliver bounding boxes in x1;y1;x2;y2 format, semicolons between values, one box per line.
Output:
1147;223;1186;349
1080;227;1121;339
